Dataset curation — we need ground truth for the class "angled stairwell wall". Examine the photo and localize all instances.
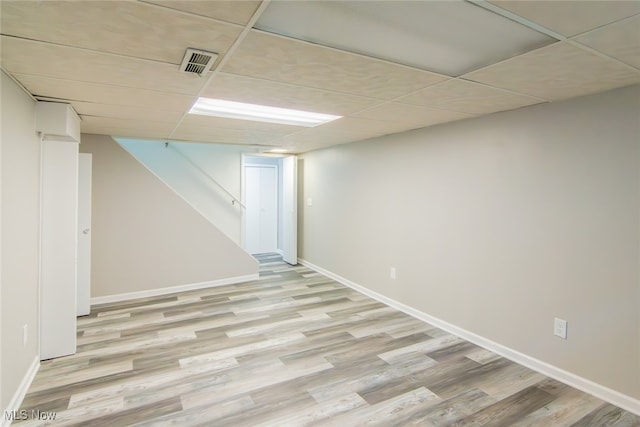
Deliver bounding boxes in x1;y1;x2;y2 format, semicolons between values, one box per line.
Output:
117;138;244;245
80;134;258;302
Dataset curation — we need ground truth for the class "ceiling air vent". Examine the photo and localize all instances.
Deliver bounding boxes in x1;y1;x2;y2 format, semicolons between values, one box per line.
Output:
179;48;218;76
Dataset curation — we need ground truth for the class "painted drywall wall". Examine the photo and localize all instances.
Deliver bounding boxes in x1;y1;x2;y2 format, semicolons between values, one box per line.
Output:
80;134;258;298
1;71;3;416
299;85;640;399
118;139;245;245
1;71;41;410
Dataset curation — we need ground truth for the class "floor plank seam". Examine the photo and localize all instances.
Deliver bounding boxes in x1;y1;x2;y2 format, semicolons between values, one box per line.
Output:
14;253;640;426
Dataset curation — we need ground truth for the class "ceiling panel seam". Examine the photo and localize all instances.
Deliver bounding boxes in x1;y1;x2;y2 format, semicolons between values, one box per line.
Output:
6;70;199;97
566;11;640;39
457;40;566;79
137;0;245;28
566;41;640;73
466;0;566;41
385;77;550;107
248;28;453;78
11;72;201;97
217;71;390;102
0;34;182;66
167;0;272;141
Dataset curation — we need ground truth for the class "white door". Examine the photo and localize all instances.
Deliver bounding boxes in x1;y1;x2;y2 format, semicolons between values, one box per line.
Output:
40;139;78;360
77;154;92;316
244;165;278;254
281;156;297;265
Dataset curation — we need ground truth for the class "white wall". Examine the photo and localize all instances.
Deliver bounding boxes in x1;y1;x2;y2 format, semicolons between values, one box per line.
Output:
80;135;258;299
299;85;640;400
1;70;3;416
118;139;245;244
1;71;41;411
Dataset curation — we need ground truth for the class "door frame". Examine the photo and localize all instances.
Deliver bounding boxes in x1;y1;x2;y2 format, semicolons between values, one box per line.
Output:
241;153;297;263
77;153;92;316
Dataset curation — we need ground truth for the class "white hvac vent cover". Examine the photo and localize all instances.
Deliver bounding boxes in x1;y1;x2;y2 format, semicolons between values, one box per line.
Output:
179;48;218;76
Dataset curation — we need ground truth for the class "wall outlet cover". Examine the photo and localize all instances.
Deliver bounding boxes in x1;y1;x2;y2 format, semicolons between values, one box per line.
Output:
554;317;567;339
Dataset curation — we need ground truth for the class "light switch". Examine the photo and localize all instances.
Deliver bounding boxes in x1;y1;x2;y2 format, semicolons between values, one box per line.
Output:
307;197;313;207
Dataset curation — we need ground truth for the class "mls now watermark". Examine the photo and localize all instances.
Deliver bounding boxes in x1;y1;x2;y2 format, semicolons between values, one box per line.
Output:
4;409;57;421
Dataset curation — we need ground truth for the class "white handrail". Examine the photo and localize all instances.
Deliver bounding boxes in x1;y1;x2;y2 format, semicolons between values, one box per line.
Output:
165;142;246;209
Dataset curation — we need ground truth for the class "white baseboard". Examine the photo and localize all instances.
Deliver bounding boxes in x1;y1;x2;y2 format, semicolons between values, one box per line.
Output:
1;356;40;427
299;258;640;416
90;274;259;305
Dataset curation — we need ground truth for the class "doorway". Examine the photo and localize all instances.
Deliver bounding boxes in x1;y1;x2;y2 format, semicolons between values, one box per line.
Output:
242;154;297;264
244;163;278;254
77;153;92;316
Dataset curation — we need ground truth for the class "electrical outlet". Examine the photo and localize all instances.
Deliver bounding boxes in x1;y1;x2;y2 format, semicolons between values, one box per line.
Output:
390;267;396;280
307;197;313;207
554;318;567;339
23;324;28;346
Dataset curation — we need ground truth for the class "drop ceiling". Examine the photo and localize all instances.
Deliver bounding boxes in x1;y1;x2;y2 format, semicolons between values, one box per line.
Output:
1;0;639;153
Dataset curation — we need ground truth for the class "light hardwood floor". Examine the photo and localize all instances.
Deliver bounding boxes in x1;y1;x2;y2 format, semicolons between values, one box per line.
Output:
15;254;640;426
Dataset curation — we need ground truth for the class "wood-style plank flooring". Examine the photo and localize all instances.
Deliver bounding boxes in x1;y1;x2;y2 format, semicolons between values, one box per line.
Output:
15;254;640;426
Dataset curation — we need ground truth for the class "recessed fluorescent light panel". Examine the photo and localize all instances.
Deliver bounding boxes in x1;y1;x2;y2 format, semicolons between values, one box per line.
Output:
255;0;556;76
189;97;342;127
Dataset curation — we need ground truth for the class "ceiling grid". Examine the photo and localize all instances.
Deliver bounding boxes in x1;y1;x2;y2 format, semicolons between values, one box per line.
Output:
0;0;638;153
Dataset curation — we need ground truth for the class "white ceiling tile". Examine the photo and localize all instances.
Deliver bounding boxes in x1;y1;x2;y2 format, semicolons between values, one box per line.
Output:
71;102;183;123
256;0;554;76
141;0;261;25
172;114;301;146
1;36;205;95
281;139;344;154
287;142;335;154
326;117;419;135
83;128;171;140
574;15;640;70
2;1;639;150
202;73;381;115
171;126;282;146
273;117;425;149
272;131;361;150
0;1;241;65
80;116;173;139
397;79;545;115
489;0;640;37
464;42;640;101
351;102;473;128
222;30;448;100
179;114;301;134
12;74;195;111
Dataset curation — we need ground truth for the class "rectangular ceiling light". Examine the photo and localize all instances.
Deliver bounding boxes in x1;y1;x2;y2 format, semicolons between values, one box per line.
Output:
255;1;556;76
189;97;342;127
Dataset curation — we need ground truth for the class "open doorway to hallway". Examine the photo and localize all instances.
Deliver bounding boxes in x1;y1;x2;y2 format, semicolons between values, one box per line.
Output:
242;155;298;265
